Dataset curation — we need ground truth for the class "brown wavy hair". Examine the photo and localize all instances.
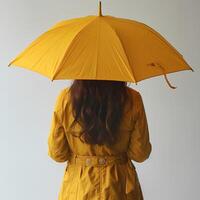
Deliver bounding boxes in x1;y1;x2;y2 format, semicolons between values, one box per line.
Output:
67;80;133;146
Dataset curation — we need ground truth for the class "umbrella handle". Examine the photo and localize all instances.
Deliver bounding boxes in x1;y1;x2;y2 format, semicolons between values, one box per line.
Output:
148;62;177;89
163;72;177;89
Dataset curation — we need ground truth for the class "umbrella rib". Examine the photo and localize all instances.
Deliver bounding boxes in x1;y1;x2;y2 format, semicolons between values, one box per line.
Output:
126;19;192;68
8;22;82;68
8;27;74;76
106;16;193;71
48;16;92;31
102;18;138;84
140;23;184;58
108;16;183;59
94;19;101;79
51;17;97;81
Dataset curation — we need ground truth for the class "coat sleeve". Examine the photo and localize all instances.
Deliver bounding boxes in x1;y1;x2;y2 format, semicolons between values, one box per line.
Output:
47;88;71;163
127;92;152;163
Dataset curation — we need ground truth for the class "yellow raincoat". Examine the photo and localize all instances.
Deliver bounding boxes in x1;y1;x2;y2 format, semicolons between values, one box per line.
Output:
48;86;152;200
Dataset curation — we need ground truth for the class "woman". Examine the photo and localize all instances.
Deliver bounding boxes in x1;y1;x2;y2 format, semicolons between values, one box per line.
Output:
47;80;152;200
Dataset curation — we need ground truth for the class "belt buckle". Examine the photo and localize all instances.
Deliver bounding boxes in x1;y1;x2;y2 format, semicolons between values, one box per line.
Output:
84;157;107;166
98;157;106;165
85;158;92;166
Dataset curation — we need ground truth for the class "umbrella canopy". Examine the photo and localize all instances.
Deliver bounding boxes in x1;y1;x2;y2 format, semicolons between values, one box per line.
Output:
8;1;194;89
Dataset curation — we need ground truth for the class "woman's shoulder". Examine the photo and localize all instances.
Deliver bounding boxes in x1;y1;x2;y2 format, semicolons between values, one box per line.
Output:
125;86;144;111
55;87;71;104
59;87;70;96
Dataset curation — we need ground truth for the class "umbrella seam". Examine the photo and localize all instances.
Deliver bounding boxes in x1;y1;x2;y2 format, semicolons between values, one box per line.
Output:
47;16;94;31
106;15;194;71
8;24;76;71
120;17;189;63
102;18;138;84
94;18;101;79
51;17;98;80
106;16;184;59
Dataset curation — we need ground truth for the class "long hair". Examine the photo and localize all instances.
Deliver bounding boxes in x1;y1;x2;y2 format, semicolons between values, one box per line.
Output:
67;80;133;146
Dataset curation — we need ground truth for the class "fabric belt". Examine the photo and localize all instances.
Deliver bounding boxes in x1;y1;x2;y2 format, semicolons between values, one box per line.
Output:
68;152;129;167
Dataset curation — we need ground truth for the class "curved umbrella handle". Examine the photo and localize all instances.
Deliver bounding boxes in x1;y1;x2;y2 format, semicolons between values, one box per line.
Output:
148;62;177;89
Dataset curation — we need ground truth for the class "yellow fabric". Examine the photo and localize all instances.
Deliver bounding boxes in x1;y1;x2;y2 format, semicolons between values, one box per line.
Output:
8;15;193;85
47;86;152;200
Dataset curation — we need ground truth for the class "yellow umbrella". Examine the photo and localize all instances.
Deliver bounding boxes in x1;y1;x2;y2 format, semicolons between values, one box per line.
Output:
8;1;194;89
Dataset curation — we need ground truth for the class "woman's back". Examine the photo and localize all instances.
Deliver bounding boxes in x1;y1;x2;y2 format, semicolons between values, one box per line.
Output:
48;85;152;200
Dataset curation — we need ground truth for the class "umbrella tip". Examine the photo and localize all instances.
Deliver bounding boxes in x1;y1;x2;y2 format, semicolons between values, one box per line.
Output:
98;1;103;16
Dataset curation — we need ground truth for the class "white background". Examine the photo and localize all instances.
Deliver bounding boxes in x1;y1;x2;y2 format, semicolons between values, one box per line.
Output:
0;0;199;199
